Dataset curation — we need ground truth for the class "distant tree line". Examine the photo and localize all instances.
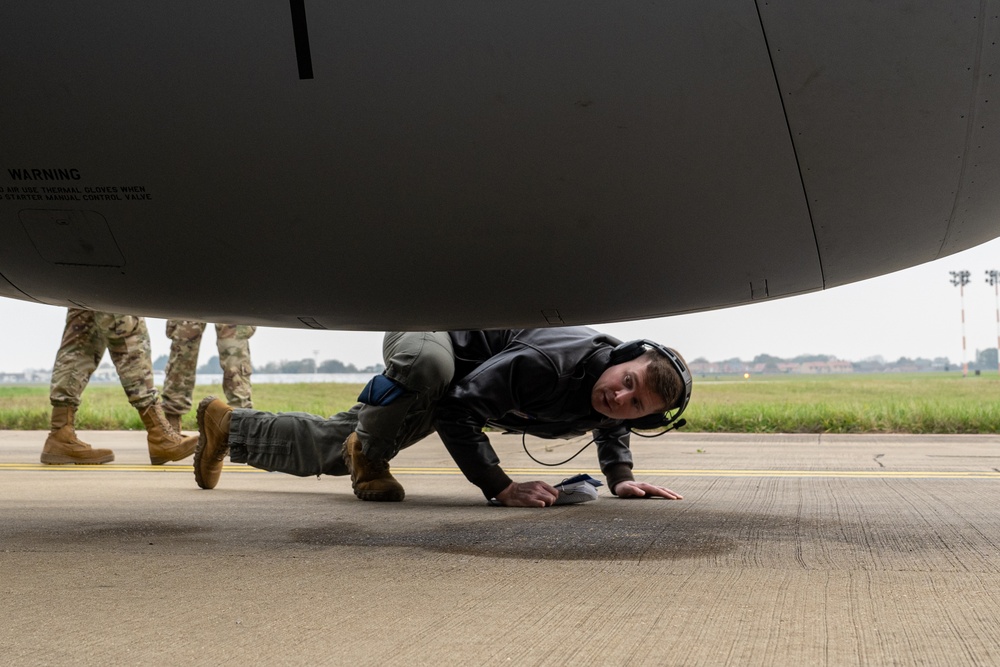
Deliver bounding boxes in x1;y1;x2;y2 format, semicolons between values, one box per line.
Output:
152;354;385;375
189;356;384;374
849;348;998;372
153;349;1000;377
690;348;999;374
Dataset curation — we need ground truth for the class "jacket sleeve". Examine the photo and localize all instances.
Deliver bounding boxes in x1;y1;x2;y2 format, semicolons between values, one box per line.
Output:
595;425;635;494
433;352;558;499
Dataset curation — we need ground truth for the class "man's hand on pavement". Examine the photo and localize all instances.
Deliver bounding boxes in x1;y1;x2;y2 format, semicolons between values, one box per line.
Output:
613;481;683;500
494;480;560;507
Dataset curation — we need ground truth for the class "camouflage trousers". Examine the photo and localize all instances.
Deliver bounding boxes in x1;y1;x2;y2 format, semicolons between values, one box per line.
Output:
49;309;159;410
162;320;256;415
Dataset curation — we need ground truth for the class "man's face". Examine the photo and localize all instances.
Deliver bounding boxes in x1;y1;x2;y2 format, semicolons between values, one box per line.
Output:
591;358;668;420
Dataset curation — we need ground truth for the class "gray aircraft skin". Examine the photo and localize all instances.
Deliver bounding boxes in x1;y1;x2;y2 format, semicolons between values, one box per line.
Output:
2;2;999;330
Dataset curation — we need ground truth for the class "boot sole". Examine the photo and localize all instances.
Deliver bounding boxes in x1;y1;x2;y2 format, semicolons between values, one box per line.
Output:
40;453;114;465
354;488;405;502
149;437;199;465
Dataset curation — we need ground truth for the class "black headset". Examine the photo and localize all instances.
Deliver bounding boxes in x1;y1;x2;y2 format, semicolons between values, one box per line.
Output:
608;339;693;435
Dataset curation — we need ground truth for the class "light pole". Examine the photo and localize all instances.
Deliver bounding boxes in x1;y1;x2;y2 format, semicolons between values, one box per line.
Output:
987;270;1000;376
950;270;971;377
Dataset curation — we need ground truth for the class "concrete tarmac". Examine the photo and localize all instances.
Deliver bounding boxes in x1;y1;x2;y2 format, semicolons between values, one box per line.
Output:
2;430;1000;666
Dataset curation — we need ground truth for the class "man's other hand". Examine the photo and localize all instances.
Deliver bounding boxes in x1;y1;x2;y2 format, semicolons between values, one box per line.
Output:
614;481;683;500
494;481;560;507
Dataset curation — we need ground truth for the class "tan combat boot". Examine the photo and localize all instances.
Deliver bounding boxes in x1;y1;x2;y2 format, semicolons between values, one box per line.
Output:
343;432;405;501
194;396;232;489
165;412;183;434
139;403;198;464
40;406;115;464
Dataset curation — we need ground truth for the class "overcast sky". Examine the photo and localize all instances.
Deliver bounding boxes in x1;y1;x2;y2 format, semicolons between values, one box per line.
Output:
2;236;1000;373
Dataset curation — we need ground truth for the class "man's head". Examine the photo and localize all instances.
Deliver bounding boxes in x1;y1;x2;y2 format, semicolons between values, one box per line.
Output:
591;346;690;422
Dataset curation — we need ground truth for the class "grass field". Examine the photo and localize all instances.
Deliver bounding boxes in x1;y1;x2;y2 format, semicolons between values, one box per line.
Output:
688;372;1000;433
1;372;998;433
0;383;363;431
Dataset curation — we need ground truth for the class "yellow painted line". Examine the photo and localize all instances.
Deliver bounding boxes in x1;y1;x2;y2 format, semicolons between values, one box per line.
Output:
0;463;203;472
1;463;999;479
642;470;1000;479
509;468;1000;479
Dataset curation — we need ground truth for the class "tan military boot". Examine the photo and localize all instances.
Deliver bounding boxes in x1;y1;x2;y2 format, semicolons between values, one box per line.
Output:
343;432;405;501
165;412;183;434
40;406;115;464
139;403;198;464
194;396;232;489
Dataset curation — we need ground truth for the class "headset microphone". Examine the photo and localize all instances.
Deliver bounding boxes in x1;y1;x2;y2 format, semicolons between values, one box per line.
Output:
630;417;686;439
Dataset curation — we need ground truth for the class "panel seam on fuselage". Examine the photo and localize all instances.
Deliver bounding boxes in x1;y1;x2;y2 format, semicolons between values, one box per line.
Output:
0;269;40;303
941;0;989;259
753;0;826;289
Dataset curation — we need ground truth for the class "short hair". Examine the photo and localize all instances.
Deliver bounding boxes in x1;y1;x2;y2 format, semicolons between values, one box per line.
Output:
642;349;687;413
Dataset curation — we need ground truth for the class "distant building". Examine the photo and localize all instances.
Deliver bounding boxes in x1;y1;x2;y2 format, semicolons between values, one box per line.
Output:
0;369;52;384
885;363;920;373
690;359;751;375
799;360;854;374
690;358;855;375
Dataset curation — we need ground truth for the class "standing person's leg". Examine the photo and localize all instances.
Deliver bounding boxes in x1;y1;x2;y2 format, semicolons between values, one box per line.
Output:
346;331;455;501
97;313;159;411
42;309;114;464
162;320;207;430
96;313;197;464
49;309;105;408
215;323;255;408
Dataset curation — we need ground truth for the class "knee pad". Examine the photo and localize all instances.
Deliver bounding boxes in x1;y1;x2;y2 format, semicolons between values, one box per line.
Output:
358;375;405;406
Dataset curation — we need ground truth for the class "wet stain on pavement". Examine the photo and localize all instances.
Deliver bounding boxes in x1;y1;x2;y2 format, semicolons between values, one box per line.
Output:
5;514;736;561
290;515;738;561
72;521;209;539
8;520;211;547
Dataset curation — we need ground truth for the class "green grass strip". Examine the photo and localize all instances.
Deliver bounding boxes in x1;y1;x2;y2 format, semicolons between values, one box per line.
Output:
2;372;998;433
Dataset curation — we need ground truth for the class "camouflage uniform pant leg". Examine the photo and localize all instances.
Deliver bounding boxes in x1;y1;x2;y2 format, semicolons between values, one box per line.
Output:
215;324;255;408
49;308;107;408
162;320;207;415
94;313;159;411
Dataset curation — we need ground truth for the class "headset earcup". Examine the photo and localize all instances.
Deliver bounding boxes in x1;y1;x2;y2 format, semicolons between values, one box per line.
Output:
609;340;645;366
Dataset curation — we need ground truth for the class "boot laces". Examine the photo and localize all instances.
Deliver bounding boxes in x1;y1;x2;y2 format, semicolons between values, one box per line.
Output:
147;406;180;442
154;408;171;432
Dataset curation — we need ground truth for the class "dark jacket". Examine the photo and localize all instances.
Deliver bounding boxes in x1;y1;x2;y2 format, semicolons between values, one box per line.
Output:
433;327;636;498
